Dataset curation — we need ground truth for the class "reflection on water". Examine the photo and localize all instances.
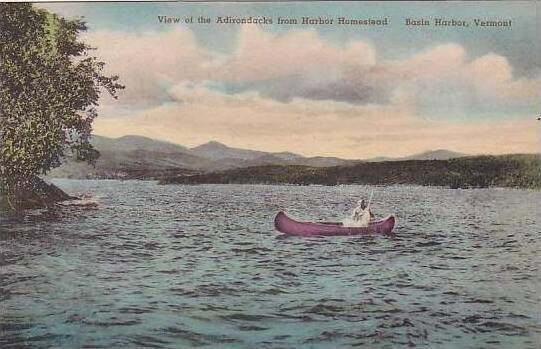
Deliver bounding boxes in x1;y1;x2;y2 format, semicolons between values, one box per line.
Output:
1;180;540;348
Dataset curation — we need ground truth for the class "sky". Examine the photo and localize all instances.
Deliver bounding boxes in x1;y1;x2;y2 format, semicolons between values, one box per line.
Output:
38;1;541;159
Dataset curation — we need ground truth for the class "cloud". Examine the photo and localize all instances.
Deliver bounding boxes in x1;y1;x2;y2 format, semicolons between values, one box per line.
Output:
395;48;540;116
94;83;539;158
84;28;217;107
220;25;383;104
467;53;539;101
86;25;539;117
223;25;376;82
221;30;539;113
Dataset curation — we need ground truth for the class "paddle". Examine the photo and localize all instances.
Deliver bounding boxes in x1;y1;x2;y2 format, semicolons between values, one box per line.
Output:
367;189;374;211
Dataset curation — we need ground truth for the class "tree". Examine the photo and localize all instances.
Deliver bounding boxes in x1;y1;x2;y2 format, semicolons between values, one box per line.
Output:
0;3;123;209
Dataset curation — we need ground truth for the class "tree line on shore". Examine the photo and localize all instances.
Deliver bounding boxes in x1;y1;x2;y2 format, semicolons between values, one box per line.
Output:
160;154;541;189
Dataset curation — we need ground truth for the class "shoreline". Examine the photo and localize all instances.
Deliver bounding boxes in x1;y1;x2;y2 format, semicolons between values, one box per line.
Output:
159;155;541;190
46;178;540;192
43;154;540;191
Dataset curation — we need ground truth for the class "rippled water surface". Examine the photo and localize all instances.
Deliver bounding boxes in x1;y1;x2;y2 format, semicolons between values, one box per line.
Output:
1;180;540;348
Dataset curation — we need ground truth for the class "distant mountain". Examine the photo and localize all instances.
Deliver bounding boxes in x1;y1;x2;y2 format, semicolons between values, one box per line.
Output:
365;149;466;162
189;141;304;161
365;156;394;162
48;136;309;179
188;141;360;167
271;151;303;161
401;149;466;161
190;141;265;160
48;135;209;179
47;134;468;180
94;135;189;154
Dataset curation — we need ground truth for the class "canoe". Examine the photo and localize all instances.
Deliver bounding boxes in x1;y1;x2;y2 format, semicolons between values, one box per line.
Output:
274;211;395;236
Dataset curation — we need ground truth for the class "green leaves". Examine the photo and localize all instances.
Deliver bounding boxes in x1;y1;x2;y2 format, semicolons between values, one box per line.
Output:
0;3;124;209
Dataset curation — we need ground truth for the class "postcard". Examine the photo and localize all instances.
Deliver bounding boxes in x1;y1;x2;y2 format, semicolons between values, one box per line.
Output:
0;1;540;348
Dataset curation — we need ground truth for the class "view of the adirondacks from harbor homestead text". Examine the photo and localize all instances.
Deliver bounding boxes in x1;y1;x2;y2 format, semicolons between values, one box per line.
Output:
0;2;540;349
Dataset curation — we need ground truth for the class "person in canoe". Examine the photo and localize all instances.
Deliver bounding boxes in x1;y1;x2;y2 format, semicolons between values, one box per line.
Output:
351;199;374;227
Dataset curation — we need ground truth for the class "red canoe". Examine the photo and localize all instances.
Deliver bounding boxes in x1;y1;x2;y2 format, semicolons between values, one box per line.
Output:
274;211;395;236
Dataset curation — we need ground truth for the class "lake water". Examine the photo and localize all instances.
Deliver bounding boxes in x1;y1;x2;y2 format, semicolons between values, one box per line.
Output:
1;180;540;348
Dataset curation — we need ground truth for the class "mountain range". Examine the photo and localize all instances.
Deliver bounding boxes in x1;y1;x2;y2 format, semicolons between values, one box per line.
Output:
48;135;467;179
